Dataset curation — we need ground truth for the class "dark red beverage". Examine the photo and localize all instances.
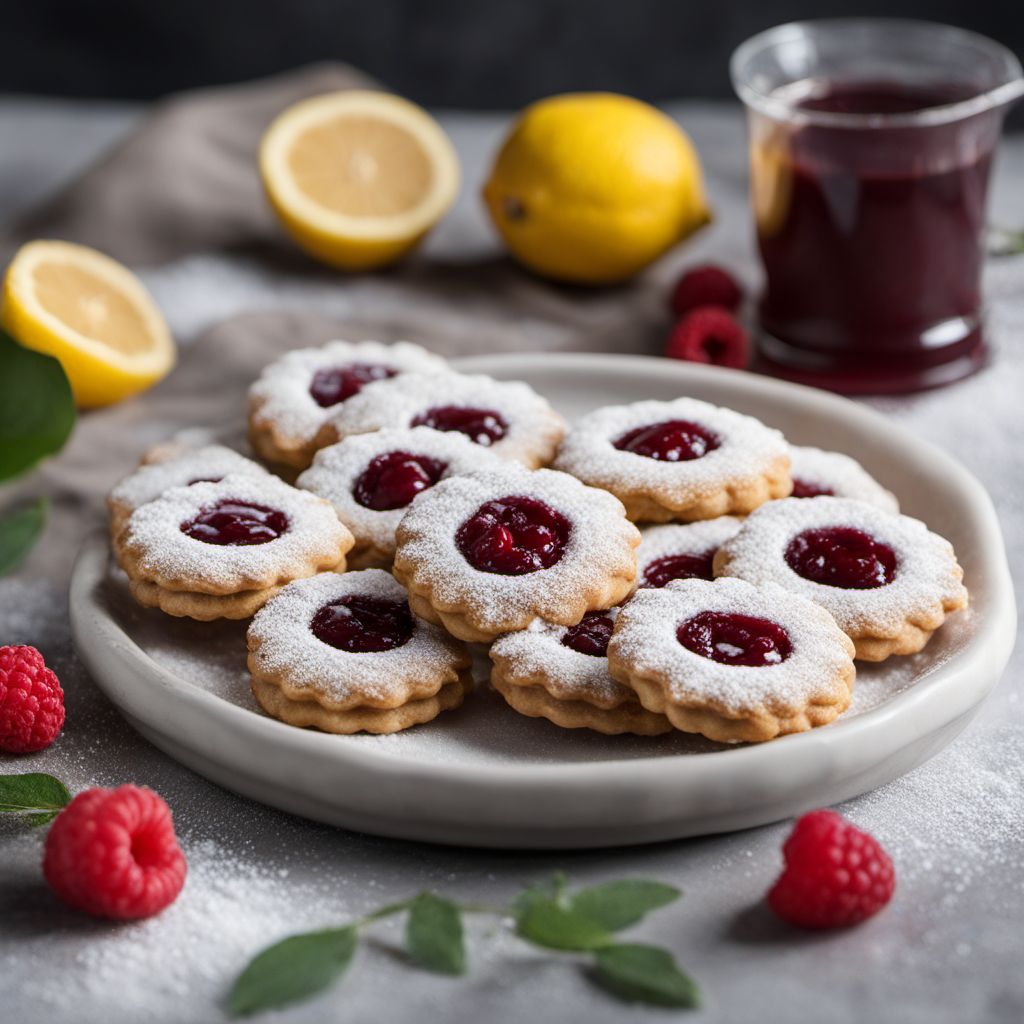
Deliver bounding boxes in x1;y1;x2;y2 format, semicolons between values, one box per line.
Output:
755;80;997;393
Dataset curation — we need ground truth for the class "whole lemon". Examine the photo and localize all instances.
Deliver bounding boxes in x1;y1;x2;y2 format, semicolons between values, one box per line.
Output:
483;93;710;285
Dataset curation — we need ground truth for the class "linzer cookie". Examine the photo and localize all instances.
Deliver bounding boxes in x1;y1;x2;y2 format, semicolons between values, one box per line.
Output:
490;610;671;736
608;577;856;743
787;445;898;510
247;569;473;734
247;340;446;469
554;398;791;522
714;497;967;661
322;371;567;468
117;473;353;620
392;465;639;643
296;427;505;568
107;444;271;536
635;517;742;590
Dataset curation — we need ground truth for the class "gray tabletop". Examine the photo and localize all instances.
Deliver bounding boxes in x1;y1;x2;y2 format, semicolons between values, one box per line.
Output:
1;97;1023;1024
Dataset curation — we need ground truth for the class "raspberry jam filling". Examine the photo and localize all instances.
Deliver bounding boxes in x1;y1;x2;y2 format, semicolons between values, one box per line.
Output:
456;495;571;575
180;500;288;546
791;479;835;499
677;610;792;667
309;362;397;408
411;406;508;446
613;419;720;461
310;595;414;653
561;611;615;658
353;451;448;511
786;526;897;589
641;550;716;589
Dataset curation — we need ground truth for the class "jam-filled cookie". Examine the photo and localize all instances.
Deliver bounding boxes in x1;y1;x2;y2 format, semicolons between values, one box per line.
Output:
490;610;671;736
247;569;473;734
117;473;353;620
607;577;856;743
296;427;505;569
714;497;967;661
635;517;742;590
107;444;271;536
247;340;446;470
392;466;640;643
787;445;898;511
554;398;790;522
322;372;567;468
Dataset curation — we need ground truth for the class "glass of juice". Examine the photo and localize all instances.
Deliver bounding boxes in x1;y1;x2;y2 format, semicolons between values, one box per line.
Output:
731;19;1024;393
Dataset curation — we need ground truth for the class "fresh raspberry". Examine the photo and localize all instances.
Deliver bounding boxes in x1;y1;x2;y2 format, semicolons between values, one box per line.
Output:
670;264;743;316
767;810;895;929
0;644;65;753
665;307;749;370
43;785;187;919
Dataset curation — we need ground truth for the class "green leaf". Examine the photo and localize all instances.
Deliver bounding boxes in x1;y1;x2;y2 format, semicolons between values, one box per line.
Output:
516;897;612;952
0;327;75;481
228;926;358;1017
592;943;700;1008
571;880;681;931
512;872;568;916
406;892;466;975
0;772;72;820
0;497;47;576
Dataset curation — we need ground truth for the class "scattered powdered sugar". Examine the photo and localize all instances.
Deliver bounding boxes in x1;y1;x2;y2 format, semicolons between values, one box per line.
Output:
490;609;631;705
296;427;506;557
636;517;743;577
716;497;968;638
248;339;446;446
394;466;639;627
610;577;854;716
554;397;788;497
325;371;567;465
121;473;349;590
788;444;899;511
107;445;270;518
247;569;466;704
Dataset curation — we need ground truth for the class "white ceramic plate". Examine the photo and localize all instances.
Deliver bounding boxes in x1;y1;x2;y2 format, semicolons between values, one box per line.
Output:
69;353;1016;848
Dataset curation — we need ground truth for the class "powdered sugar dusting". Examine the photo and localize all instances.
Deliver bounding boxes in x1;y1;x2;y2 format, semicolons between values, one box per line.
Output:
788;445;899;511
610;577;854;716
636;518;743;578
554;398;788;497
247;569;466;704
716;497;967;638
121;473;349;591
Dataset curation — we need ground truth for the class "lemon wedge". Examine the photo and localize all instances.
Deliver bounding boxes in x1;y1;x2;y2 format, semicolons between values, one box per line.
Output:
2;240;175;408
259;90;460;271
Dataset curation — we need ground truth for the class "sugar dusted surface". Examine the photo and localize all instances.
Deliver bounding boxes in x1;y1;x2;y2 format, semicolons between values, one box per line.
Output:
554;397;788;494
611;577;854;715
326;371;565;462
716;497;967;637
637;517;742;576
248;339;446;445
788;445;899;511
108;444;270;514
121;473;348;590
296;427;505;555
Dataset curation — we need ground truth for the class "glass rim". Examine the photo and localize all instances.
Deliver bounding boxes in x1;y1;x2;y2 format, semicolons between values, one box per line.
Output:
730;17;1024;128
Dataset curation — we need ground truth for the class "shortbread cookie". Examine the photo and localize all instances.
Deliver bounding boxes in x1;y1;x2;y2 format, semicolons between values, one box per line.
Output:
555;398;791;522
490;610;671;736
118;473;353;620
322;372;567;468
248;570;473;734
635;517;742;590
714;497;967;661
788;445;898;511
247;340;446;469
296;427;505;569
393;466;640;643
107;444;271;536
608;577;856;743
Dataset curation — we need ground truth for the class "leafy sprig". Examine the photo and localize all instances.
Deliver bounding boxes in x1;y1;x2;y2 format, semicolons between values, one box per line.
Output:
229;875;697;1017
0;772;73;825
